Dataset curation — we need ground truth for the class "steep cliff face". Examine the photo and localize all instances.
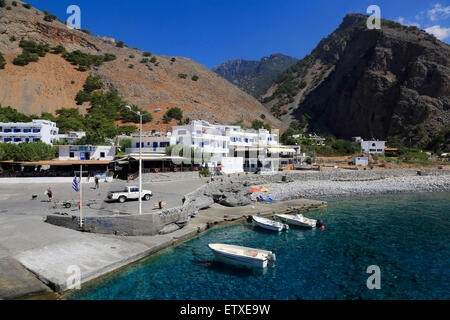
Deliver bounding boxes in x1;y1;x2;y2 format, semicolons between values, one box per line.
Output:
212;54;298;98
263;14;449;146
0;2;284;130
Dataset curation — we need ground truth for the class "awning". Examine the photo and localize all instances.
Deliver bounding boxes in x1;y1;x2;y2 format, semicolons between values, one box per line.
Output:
128;153;187;161
268;147;296;153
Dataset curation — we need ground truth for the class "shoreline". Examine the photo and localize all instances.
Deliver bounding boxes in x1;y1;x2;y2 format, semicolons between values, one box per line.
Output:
9;169;450;300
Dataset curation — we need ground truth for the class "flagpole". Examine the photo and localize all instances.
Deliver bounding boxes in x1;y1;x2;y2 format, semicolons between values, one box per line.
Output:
80;164;83;228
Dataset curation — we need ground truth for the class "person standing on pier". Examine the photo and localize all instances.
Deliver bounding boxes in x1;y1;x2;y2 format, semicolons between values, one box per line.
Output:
95;176;99;189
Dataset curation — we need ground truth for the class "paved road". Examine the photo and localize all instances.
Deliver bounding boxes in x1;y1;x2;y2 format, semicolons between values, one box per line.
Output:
0;176;207;298
0;177;206;217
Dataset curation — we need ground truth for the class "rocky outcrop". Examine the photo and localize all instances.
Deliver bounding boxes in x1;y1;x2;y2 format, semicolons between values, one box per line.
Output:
262;14;449;147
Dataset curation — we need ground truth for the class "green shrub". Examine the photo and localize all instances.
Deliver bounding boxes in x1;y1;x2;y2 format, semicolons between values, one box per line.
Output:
150;56;157;64
51;44;65;54
191;75;199;81
0;52;6;69
129;54;135;58
44;14;57;22
6;5;10;10
199;167;210;178
75;90;91;105
19;40;49;57
128;64;134;69
13;52;39;66
22;3;31;9
115;41;124;48
83;75;103;93
119;139;132;152
143;51;151;57
171;57;176;63
0;141;57;162
9;35;16;42
178;73;187;79
140;58;149;63
103;53;116;62
164;107;183;121
12;1;17;7
0;0;6;7
62;50;105;69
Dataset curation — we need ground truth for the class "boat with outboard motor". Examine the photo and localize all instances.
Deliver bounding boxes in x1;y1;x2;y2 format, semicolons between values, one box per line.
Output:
252;215;289;232
275;213;324;229
208;243;276;268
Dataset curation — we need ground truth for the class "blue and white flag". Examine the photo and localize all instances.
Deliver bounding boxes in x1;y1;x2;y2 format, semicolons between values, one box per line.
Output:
72;175;79;192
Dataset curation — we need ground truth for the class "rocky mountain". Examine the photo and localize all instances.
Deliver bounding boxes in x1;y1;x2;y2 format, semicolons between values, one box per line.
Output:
262;14;449;147
212;54;298;98
0;1;284;131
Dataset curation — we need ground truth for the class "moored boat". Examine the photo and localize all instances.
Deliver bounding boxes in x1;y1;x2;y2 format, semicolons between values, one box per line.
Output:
208;243;276;268
275;213;324;229
252;215;289;232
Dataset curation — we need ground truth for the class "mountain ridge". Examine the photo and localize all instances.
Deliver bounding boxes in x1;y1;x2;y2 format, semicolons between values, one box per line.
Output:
0;1;284;131
262;14;450;147
212;53;298;98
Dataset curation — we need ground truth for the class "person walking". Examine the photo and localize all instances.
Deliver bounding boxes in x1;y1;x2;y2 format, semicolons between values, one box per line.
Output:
46;187;53;201
95;176;99;189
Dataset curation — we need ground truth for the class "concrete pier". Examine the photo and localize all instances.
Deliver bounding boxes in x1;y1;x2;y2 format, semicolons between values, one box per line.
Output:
0;198;325;298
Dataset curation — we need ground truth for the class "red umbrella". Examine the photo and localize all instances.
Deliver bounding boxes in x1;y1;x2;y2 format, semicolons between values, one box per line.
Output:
249;188;261;192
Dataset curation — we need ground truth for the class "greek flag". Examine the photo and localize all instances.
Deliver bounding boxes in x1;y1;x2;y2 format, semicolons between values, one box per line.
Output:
72;175;79;192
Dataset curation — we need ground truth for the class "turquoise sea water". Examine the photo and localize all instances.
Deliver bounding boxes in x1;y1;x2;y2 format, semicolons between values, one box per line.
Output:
69;193;450;300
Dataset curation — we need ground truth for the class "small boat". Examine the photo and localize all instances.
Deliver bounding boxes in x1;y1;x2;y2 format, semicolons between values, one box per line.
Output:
275;213;324;229
208;243;276;268
252;215;289;232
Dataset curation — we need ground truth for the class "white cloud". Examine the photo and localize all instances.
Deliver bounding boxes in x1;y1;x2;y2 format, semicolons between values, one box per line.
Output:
427;3;450;21
396;16;421;28
425;25;450;40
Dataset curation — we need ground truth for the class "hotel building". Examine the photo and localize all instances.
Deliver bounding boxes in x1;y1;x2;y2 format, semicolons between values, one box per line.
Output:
0;119;59;145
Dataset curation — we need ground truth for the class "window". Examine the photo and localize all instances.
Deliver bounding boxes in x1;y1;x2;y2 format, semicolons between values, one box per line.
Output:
14;138;21;142
69;152;74;158
136;142;140;148
14;129;21;133
25;138;29;142
372;143;376;147
100;152;105;158
153;142;158;148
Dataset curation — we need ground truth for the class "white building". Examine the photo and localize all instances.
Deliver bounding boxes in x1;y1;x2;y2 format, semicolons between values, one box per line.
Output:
354;156;369;166
0;119;59;145
360;140;386;154
57;131;86;143
58;145;116;160
127;134;172;154
124;120;288;174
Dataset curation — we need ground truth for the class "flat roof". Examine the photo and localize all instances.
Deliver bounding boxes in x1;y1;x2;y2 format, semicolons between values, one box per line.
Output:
0;160;114;166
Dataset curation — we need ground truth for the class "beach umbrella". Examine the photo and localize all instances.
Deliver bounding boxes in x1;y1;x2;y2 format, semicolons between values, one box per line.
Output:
217;165;224;168
249;188;261;192
260;188;270;192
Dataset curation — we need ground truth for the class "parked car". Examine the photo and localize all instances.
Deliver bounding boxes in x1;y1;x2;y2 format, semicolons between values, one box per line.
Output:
107;186;152;203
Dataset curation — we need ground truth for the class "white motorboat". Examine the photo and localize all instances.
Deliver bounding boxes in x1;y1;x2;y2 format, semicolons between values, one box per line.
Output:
252;215;289;232
275;213;324;229
208;243;276;268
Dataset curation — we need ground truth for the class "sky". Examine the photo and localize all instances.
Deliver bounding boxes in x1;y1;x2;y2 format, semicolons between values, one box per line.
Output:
27;0;450;68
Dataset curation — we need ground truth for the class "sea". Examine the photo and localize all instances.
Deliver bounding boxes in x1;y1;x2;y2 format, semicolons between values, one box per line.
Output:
68;192;449;300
